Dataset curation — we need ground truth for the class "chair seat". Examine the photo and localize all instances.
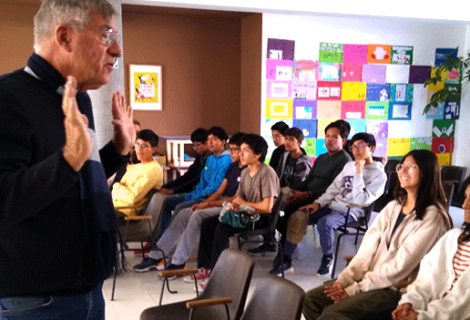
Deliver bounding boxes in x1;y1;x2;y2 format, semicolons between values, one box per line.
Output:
140;300;231;320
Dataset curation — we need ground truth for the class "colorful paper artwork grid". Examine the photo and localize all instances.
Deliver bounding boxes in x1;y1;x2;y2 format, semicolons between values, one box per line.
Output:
265;39;455;165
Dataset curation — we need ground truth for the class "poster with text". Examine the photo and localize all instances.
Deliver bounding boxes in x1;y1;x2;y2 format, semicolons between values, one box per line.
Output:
293;100;316;119
342;82;367;101
365;101;389;120
267;38;295;60
342;63;363;82
368;44;391;64
266;59;293;80
319;42;344;63
432;120;455;138
265;99;293;119
316;100;342;120
317;81;342;100
341;101;365;120
266;81;292;99
391;46;413;64
130;64;162;110
387;138;410;156
362;64;387;84
292;80;317;100
410;137;432;150
366;83;390;101
343;44;368;63
293;119;318;138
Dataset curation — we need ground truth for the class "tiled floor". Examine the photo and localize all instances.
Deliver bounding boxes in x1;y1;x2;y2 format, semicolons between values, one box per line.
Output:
104;206;465;320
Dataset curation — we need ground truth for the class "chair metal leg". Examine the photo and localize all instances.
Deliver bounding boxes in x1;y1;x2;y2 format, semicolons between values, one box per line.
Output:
279;241;285;278
111;264;118;301
331;233;344;279
159;277;179;306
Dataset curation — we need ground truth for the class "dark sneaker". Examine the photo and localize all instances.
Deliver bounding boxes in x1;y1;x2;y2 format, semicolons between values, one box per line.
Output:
133;257;162;273
269;261;294;276
316;255;334;276
247;243;277;256
159;263;186;281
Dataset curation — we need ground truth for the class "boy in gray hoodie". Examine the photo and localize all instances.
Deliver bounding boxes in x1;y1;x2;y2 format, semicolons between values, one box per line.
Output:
271;133;386;276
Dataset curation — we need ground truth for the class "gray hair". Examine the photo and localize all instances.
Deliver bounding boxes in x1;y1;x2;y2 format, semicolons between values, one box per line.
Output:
33;0;117;52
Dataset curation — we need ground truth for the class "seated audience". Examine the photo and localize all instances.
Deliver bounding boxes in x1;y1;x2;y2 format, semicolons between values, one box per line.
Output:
277;127;312;193
196;134;280;287
156;126;232;238
259;120;351;261
107;119;142;187
133;133;246;273
392;176;470;320
272;132;385;276
112;129;163;217
133;127;210;255
269;121;289;173
302;149;453;320
159;128;210;196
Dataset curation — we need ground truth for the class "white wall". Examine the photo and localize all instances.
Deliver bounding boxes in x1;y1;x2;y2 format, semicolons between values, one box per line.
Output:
262;13;470;169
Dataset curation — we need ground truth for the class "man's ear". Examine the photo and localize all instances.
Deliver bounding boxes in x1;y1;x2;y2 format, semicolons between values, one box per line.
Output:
369;145;376;153
55;24;74;52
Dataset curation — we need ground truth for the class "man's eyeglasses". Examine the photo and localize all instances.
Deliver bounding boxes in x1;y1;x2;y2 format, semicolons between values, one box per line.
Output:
349;143;369;152
134;143;150;149
229;147;240;153
396;164;418;174
101;28;119;46
192;143;203;150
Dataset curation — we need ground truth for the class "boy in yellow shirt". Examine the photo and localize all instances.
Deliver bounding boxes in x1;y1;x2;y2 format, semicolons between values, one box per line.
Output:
112;129;163;216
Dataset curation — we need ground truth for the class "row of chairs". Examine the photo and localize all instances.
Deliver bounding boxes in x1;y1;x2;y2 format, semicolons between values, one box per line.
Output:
140;248;305;320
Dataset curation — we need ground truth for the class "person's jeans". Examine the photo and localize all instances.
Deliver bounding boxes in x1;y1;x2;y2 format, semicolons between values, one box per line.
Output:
0;282;104;320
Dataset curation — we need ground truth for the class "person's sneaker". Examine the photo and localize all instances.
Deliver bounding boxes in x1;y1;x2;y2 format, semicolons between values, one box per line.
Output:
198;278;209;291
133;257;162;272
158;263;186;281
184;268;211;283
133;242;152;255
269;261;294;276
247;243;277;256
156;258;170;271
316;255;334;276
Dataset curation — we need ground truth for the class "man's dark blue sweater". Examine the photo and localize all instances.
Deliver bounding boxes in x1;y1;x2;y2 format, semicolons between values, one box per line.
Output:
0;53;126;297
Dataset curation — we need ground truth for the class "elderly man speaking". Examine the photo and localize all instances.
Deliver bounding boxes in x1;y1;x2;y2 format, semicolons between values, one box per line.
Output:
0;1;135;319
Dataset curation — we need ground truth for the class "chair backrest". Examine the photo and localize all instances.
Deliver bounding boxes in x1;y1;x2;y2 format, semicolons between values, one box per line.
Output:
384;159;400;174
441;165;467;207
442;180;455;211
119;190;167;241
200;248;255;320
239;275;305;320
373;171;398;213
441;165;467;193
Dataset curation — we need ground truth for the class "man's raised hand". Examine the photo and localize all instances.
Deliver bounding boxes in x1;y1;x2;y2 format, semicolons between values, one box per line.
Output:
62;76;92;172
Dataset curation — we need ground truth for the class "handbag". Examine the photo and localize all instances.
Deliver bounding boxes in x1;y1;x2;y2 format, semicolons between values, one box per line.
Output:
221;209;248;228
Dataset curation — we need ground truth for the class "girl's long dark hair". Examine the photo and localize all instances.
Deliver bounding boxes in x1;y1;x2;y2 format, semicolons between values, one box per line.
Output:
393;149;452;228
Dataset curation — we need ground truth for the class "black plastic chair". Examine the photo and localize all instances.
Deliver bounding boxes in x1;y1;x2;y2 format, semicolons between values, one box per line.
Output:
239;275;305;320
140;248;255;320
330;201;376;279
441;165;467;207
112;190;167;300
442;180;455;211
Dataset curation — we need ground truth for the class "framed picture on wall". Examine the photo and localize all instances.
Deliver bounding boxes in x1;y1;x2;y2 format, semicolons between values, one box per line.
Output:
389;102;412;120
129;64;162;110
